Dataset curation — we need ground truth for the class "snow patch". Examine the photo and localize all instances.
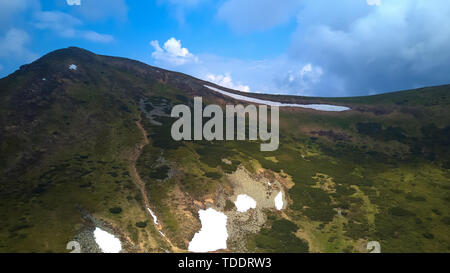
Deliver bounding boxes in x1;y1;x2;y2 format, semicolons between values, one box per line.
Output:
93;227;122;253
204;85;351;112
188;208;228;252
274;192;284;210
147;207;158;225
234;194;257;212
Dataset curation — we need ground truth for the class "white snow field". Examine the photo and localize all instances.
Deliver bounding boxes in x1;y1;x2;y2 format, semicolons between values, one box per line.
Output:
274;191;284;210
234;194;257;212
188;208;228;252
205;85;351;112
93;227;122;253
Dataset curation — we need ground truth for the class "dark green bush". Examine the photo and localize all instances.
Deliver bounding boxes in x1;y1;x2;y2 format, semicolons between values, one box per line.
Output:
109;207;123;214
204;172;222;179
388;207;414;217
149;166;169;180
136;221;147;228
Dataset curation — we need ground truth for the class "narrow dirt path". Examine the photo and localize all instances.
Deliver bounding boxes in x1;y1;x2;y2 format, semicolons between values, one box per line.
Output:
130;118;183;252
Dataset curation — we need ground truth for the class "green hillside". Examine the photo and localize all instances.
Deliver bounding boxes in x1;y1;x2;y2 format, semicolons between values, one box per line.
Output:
0;47;448;253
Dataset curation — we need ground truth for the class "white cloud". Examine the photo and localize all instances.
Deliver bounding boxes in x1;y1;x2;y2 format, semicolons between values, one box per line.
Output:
0;0;28;16
366;0;381;6
147;1;450;97
158;0;205;23
33;11;114;43
206;73;251;92
0;0;40;30
151;38;198;66
34;11;81;38
0;28;37;61
152;51;305;95
66;0;81;6
288;0;450;95
164;38;191;57
161;0;204;7
75;0;128;21
83;31;114;43
278;63;324;96
217;0;300;32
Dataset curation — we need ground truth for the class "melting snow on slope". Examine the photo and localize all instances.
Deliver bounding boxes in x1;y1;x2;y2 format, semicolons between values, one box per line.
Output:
234;194;257;212
93;227;122;253
188;208;228;252
204;85;351;112
274;192;284;210
147;207;159;225
69;64;78;70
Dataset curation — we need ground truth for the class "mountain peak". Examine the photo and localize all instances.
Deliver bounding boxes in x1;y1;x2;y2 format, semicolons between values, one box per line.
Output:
40;46;97;63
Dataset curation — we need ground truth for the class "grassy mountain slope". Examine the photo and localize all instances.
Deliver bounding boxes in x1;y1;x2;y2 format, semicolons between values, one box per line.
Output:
0;47;448;253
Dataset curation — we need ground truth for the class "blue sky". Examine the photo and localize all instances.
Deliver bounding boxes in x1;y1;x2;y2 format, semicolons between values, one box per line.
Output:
1;0;449;97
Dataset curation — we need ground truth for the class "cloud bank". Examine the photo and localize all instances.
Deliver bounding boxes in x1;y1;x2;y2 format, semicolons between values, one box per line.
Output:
33;11;114;43
217;0;300;32
0;28;37;61
288;0;450;95
209;0;450;96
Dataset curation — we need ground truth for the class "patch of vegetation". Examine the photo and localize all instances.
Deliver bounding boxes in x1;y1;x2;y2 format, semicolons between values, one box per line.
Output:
149;166;169;180
247;219;309;253
147;116;184;150
406;193;426;202
109;207;123;214
224;200;235;211
179;174;218;198
389;207;415;217
204;171;222;179
136;221;147;228
441;217;450;225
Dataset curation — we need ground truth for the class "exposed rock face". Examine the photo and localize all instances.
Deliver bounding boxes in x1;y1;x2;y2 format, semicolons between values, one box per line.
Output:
223;166;287;251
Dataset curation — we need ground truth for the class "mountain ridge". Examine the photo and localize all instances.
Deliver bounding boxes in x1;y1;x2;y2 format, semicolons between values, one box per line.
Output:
4;46;450;104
